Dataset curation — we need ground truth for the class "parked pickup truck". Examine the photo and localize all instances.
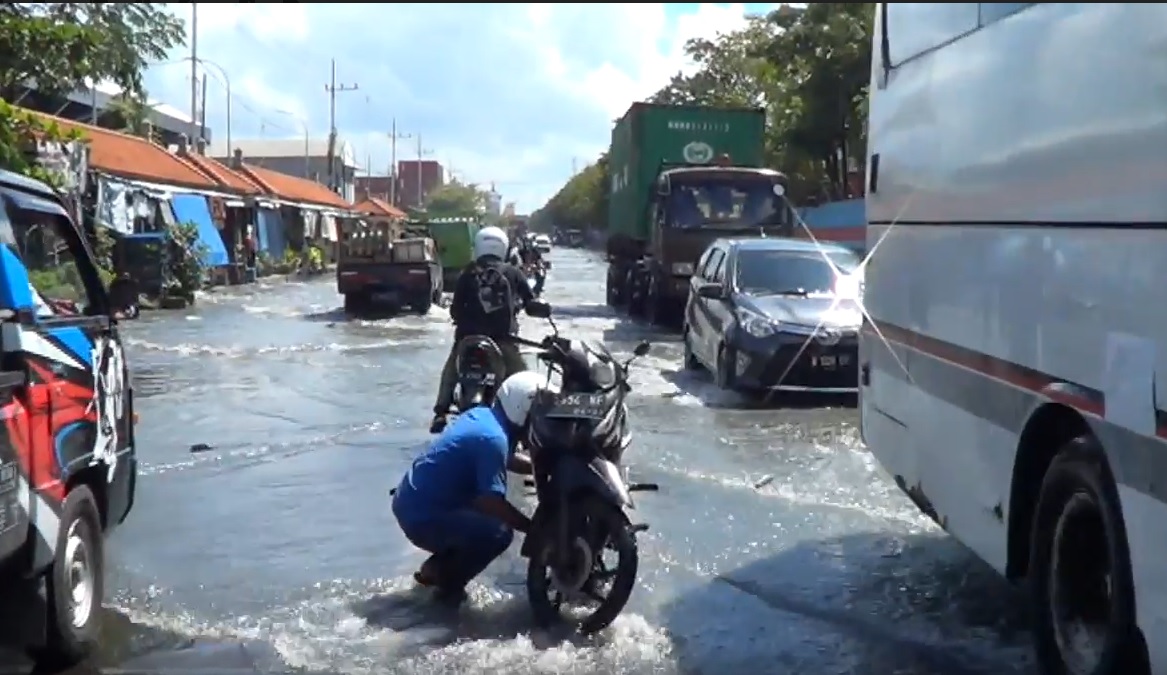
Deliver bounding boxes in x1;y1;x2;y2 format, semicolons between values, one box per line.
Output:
0;170;139;668
337;221;443;314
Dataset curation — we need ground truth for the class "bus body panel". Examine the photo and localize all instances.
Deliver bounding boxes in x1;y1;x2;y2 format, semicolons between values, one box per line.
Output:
863;4;1167;669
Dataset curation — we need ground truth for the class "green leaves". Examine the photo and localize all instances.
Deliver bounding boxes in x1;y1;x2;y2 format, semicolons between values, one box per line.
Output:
424;181;487;219
538;2;876;222
0;3;185;98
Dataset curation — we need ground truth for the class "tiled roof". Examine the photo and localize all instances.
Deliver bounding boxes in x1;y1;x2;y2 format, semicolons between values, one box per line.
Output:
30;110;217;190
238;164;352;209
179;153;262;194
354;197;406;219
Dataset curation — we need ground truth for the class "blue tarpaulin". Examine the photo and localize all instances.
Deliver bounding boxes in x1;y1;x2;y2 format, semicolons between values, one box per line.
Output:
171;194;229;267
256;207;287;257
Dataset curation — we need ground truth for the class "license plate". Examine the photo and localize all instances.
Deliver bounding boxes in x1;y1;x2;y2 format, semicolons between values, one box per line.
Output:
461;371;495;384
813;354;852;369
546;392;607;419
372;292;398;304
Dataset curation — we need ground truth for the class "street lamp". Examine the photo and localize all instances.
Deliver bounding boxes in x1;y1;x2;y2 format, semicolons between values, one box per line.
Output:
185;56;232;153
274;109;310;179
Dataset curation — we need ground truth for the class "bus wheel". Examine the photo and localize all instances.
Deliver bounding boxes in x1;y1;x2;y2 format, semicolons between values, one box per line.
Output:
1029;435;1141;675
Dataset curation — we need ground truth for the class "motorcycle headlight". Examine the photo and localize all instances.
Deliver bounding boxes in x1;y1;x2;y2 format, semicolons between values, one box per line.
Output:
589;359;617;388
671;262;694;276
737;308;777;338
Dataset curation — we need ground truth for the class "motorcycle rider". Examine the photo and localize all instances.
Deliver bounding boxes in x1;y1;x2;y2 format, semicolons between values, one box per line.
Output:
394;371;544;606
431;226;536;433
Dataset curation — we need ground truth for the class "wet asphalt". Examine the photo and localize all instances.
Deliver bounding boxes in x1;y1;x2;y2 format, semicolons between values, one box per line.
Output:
14;249;1037;675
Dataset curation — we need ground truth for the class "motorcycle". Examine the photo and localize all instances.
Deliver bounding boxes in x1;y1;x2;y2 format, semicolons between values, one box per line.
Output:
449;335;507;414
510;303;657;634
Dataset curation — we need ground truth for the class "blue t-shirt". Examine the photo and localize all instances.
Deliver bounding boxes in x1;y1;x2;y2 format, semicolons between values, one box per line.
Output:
394;406;510;525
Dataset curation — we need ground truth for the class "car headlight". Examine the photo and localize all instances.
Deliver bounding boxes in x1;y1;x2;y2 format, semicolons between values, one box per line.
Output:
737;308;777;338
671;262;694;275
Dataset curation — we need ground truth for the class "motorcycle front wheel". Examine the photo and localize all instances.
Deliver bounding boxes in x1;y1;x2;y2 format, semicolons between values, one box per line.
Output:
526;496;639;635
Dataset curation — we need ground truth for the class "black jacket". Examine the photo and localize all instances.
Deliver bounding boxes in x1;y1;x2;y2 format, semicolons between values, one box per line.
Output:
450;257;534;340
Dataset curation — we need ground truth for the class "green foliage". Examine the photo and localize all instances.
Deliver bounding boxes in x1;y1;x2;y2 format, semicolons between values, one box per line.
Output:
98;92;157;139
423;180;486;219
0;99;83;186
163;221;207;303
0;4;185;99
28;266;83;302
535;3;875;223
91;225;115;286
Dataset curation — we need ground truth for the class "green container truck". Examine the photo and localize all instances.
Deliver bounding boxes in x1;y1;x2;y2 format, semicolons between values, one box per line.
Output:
424;217;482;289
605;102;791;325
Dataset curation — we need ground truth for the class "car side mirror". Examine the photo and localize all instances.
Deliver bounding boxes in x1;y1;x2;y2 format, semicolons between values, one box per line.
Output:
696;283;724;299
656;177;671;196
525;300;551;318
633;340;651;357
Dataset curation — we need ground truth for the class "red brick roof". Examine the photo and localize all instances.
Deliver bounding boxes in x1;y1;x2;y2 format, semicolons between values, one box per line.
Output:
354;197;406;219
237;164;352;209
180;152;263;194
31;111;217;190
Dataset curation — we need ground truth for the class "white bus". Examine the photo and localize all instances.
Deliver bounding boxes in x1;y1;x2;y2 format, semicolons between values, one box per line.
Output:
861;4;1167;674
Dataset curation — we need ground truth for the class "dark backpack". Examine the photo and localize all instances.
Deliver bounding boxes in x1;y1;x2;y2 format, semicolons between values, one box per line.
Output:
472;261;515;321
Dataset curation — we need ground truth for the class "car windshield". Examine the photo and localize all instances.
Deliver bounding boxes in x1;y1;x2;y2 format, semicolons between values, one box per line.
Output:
666;180;786;229
734;249;860;296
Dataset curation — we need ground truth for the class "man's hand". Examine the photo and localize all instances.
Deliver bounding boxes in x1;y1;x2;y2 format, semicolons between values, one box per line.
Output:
473;493;532;532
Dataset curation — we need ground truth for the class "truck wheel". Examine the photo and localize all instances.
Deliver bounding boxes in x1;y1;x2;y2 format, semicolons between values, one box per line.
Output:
1030;435;1144;675
413;293;433;315
30;485;104;670
645;275;662;325
625;270;643;317
606;269;624;307
343;293;366;314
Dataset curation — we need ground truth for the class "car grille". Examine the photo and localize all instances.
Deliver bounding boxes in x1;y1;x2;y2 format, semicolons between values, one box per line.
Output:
761;337;859;388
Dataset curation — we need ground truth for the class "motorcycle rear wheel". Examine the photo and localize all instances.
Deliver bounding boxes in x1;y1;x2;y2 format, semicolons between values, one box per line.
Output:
526;496;639;635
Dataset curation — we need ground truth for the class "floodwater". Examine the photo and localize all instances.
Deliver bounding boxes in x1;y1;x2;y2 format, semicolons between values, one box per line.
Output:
26;249;1036;674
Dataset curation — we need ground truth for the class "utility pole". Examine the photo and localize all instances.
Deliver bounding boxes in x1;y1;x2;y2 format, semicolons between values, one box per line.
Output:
388;118;411;205
416;134;433;208
189;3;199;142
324;58;358;191
571;156;578;176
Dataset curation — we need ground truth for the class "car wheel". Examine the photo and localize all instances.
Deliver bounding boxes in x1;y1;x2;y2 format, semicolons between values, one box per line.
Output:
1030;434;1146;675
682;326;700;370
30;485;104;670
715;344;735;390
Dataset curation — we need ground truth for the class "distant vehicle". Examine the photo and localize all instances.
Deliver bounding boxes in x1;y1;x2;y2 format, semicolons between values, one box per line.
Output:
337;222;442;314
0;170;138;668
533;234;551;253
605;102;793;326
683;237;862;395
862;4;1167;673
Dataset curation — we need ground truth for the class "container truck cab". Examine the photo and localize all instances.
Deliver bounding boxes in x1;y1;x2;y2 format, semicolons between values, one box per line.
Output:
604;102;792;327
608;161;790;325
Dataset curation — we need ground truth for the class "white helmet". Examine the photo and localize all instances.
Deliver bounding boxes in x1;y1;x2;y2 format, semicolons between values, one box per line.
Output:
495;371;554;428
474;226;509;260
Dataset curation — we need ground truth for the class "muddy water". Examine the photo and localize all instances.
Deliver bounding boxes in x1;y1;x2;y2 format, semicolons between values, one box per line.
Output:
33;250;1034;674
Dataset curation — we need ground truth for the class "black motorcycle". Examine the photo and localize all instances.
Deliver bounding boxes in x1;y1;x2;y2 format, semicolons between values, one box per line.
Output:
450;335;507;413
512;304;657;634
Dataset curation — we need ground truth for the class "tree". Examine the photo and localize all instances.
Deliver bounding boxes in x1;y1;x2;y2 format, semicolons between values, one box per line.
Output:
537;2;874;213
99;92;156;138
532;154;609;232
0;3;185;184
424;180;486;219
0;4;185;99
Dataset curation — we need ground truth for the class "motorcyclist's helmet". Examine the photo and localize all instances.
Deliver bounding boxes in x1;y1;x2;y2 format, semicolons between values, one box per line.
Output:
474;226;509;261
494;371;554;430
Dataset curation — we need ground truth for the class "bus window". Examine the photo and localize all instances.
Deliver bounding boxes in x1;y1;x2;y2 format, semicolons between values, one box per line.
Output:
886;4;980;65
978;3;1036;25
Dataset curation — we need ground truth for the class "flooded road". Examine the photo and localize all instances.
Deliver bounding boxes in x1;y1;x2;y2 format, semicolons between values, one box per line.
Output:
51;249;1034;674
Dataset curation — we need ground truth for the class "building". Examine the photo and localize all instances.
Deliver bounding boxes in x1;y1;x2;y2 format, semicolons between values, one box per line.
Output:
483;183;502;218
396;160;444;210
354;175;397;204
11;80;210;149
209;138;359;203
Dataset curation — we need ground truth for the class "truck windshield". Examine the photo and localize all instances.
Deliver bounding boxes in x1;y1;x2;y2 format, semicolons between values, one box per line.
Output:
666;181;786;229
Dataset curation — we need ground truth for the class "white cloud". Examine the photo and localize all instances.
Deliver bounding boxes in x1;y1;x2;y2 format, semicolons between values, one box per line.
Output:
147;3;770;212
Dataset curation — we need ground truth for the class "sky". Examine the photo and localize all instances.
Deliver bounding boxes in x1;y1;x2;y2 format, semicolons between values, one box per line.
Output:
143;3;779;213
